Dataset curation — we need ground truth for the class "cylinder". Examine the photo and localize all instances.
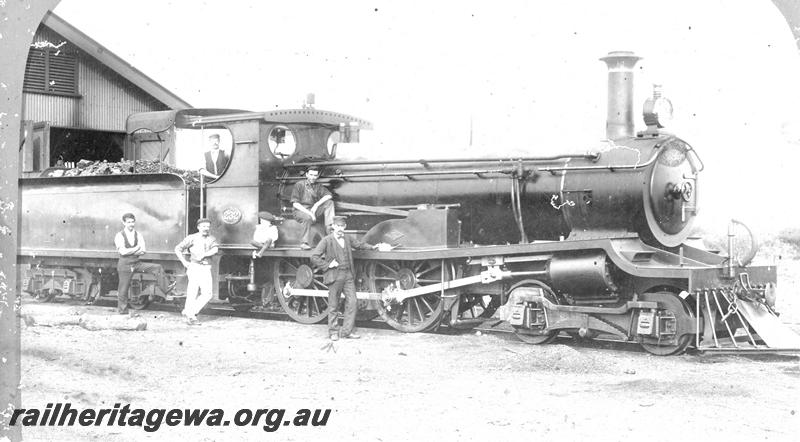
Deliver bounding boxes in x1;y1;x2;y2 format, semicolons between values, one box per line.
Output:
548;252;618;296
600;51;641;140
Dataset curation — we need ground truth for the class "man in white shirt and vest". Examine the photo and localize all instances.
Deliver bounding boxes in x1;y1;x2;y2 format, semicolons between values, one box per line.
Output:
174;218;219;325
114;213;174;314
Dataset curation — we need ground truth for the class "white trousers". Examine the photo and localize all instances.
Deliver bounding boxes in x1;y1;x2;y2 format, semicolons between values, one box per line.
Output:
182;263;212;318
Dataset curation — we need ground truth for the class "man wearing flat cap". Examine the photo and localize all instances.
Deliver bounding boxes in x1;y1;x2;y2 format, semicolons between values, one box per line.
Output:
202;134;229;179
311;215;381;340
174;218;219;325
251;211;279;259
291;166;335;250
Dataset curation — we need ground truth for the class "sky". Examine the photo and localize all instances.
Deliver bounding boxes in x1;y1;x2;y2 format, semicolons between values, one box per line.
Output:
52;0;800;234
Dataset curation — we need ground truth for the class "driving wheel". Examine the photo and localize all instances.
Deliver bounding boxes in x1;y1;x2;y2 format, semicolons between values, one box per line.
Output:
368;259;452;333
273;257;329;324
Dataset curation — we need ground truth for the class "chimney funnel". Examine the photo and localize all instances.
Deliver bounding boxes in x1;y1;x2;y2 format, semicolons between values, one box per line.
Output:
600;51;641;140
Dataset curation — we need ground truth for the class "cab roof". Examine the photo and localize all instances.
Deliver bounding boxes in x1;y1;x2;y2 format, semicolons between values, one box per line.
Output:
126;108;373;134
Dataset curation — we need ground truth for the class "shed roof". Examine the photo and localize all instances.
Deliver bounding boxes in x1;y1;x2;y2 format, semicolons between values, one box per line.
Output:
42;11;192;110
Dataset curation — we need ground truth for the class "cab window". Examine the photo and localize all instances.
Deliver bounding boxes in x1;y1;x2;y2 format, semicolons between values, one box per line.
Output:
174;127;233;179
268;126;296;159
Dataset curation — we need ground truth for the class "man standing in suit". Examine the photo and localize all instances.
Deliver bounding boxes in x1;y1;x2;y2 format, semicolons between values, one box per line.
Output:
202;134;229;179
310;216;380;341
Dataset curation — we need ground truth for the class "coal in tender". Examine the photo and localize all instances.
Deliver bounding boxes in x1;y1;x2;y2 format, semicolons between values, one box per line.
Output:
59;159;202;187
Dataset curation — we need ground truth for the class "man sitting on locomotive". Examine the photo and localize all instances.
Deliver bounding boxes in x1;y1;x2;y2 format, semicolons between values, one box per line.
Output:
291;166;335;250
114;213;174;314
251;211;279;259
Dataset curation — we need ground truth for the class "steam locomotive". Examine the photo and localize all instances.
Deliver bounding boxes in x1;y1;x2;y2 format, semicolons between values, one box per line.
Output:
18;51;797;355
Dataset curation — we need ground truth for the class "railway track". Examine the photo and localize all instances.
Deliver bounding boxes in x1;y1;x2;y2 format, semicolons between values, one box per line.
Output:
22;292;646;353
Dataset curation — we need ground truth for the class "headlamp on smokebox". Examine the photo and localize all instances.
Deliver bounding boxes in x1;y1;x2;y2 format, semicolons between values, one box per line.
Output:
642;84;673;133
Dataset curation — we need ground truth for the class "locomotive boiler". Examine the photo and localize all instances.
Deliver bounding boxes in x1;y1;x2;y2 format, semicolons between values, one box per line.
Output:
17;51;798;355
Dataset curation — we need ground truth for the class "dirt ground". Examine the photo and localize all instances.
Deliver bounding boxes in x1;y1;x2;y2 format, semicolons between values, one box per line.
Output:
15;260;800;441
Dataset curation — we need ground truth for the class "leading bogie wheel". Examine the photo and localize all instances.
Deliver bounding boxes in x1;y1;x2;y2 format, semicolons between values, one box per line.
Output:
368;260;451;333
273;257;329;324
638;291;696;356
510;281;559;345
514;329;559;345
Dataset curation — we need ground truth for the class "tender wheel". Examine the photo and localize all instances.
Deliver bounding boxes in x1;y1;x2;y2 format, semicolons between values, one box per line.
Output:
638;291;696;356
34;289;58;303
127;295;150;310
368;260;451;333
127;279;151;310
510;281;559;345
273;257;329;324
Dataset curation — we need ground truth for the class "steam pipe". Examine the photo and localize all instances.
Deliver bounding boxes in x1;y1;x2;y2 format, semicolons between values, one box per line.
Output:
600;51;641;140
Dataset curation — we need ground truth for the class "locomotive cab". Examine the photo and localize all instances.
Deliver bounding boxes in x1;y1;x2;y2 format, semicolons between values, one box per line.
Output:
125;107;374;248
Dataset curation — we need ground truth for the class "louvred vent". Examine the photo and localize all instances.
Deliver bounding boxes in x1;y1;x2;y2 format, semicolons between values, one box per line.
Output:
23;47;78;95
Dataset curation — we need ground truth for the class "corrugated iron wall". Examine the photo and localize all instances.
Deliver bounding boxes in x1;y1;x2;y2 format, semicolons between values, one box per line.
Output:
22;25;170;132
23;94;77;127
74;56;167;131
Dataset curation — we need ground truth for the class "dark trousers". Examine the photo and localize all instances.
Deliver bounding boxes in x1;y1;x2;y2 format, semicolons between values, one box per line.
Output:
327;270;357;336
294;199;334;244
117;261;168;312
